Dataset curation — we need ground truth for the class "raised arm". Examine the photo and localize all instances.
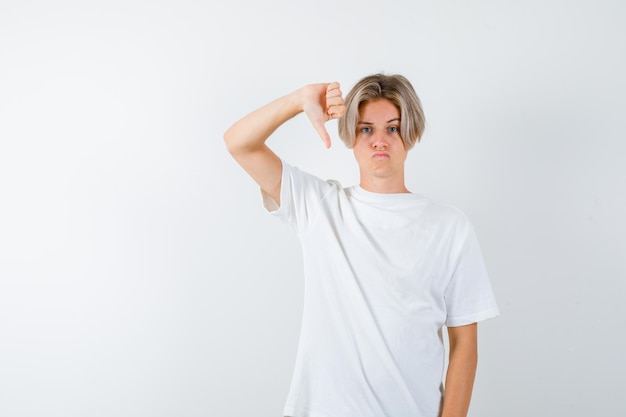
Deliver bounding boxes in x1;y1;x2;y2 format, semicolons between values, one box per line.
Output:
223;82;345;205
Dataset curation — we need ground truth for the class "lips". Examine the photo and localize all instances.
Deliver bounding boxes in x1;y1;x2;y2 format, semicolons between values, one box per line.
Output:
373;152;389;158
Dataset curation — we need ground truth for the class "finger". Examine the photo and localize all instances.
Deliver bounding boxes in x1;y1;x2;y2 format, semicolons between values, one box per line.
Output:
327;104;346;119
326;95;344;107
326;84;342;98
311;120;332;148
326;82;344;117
326;81;340;91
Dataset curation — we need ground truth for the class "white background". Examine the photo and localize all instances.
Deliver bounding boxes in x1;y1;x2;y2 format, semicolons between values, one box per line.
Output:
1;1;625;416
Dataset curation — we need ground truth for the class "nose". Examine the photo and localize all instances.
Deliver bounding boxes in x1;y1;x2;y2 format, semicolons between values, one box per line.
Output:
372;131;388;149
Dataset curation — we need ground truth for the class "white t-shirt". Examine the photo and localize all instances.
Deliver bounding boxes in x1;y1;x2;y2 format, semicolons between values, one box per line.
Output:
262;161;499;417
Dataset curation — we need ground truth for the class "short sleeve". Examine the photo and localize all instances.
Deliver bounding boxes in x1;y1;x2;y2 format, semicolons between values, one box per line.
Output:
444;225;500;327
261;159;334;235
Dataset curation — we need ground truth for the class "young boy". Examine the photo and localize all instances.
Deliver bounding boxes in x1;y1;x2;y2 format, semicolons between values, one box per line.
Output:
224;74;499;417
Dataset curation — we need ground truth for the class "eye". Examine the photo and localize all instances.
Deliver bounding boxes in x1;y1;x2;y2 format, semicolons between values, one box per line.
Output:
360;126;372;134
388;126;399;133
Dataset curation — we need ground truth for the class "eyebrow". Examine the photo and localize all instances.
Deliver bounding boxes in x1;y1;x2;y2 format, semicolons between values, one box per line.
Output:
357;118;401;125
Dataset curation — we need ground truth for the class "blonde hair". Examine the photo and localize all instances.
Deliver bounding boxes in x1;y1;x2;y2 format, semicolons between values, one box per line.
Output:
338;73;425;149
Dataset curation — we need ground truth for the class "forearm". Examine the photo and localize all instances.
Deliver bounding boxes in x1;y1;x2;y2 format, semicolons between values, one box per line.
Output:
441;325;478;417
224;89;303;156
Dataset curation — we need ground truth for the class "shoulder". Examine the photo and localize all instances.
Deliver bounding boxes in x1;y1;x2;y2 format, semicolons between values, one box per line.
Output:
424;199;472;226
283;160;342;189
278;159;346;210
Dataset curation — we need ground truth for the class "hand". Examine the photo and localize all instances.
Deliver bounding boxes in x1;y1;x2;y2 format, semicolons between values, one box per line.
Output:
301;82;346;148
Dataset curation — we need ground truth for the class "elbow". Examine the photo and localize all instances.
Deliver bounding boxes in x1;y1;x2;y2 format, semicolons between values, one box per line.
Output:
223;128;262;157
223;128;240;156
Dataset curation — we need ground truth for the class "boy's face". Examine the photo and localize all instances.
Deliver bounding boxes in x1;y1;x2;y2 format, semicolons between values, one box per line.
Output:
353;99;408;183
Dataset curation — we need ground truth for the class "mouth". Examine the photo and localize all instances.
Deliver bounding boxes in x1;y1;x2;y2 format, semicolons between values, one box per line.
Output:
373;152;389;159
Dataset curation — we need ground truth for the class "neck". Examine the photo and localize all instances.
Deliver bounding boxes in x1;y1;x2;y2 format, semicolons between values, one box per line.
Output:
359;175;410;194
